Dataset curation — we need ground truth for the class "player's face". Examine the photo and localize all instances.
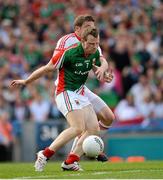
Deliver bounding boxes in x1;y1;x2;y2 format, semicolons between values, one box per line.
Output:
83;35;99;55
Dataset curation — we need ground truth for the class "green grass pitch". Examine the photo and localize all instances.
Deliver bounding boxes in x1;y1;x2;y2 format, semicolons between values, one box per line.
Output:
0;161;163;179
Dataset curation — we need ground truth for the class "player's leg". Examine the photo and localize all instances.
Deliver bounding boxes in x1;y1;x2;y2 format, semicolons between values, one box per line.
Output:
96;102;115;129
84;86;115;129
70;87;115;151
34;91;87;171
71;105;99;156
89;94;115;161
62;105;99;170
49;110;85;150
81;87;115;162
34;109;85;171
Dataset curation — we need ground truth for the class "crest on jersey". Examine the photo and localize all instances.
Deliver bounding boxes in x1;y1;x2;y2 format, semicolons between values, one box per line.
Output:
75;99;80;105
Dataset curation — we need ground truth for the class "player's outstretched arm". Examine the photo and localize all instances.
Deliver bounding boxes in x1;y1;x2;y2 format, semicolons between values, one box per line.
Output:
10;60;54;88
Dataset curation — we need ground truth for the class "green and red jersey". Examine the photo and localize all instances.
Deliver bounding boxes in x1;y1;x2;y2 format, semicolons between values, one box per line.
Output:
52;43;100;95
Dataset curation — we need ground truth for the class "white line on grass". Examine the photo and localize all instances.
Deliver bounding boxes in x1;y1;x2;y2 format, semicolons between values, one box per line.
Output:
13;173;82;179
93;169;162;175
12;169;162;179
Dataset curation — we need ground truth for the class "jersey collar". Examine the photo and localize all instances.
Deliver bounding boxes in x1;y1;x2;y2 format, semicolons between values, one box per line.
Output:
74;32;81;41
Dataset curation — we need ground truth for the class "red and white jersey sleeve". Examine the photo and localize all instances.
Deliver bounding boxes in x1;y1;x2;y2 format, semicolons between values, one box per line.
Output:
51;50;65;69
51;33;80;68
55;33;80;51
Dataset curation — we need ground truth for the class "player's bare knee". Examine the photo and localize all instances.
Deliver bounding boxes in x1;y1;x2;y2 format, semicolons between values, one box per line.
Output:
106;112;115;125
97;110;115;130
73;127;83;136
99;111;115;126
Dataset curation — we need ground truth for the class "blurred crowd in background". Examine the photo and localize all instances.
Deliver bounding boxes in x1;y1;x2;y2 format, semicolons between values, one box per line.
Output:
0;0;163;160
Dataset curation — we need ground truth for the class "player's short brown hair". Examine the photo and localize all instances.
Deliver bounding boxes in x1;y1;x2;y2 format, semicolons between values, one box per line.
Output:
81;27;99;41
74;15;95;28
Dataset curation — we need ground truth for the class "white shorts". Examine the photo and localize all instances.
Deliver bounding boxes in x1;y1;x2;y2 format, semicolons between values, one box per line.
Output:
84;86;108;113
55;90;91;116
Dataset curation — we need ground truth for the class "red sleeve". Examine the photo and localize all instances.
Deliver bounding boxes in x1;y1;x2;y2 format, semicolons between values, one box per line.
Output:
51;50;64;66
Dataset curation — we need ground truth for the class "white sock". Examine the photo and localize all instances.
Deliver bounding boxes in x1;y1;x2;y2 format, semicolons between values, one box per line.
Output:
99;120;111;130
70;136;79;152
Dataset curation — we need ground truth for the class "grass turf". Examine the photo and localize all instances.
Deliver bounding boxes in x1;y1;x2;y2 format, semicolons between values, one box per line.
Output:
0;161;163;179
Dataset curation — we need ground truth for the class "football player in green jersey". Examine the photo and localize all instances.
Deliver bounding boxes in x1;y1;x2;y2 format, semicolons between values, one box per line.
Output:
54;16;115;160
10;27;104;171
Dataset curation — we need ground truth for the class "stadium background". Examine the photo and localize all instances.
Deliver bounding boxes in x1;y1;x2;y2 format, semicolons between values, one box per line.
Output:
0;0;162;162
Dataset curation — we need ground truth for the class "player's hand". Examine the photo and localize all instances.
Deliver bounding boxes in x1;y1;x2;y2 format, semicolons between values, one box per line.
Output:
103;68;114;83
92;61;105;81
94;66;105;81
92;60;114;82
10;79;26;88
